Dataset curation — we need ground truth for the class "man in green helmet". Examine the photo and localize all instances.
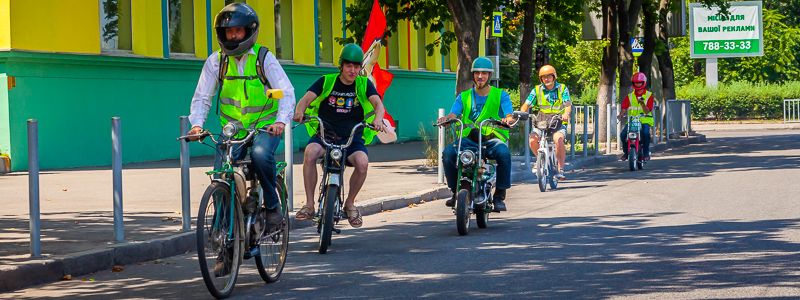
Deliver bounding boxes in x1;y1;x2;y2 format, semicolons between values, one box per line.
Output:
292;43;386;228
437;56;516;212
187;3;295;276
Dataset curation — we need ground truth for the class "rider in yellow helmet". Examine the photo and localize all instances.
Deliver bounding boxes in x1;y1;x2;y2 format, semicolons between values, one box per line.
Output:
520;64;572;180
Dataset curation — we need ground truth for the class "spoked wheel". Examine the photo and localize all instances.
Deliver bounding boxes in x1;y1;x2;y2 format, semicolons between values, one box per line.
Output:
475;203;489;229
628;147;637;171
535;152;547;192
318;184;338;254
548;156;559;190
197;182;243;299
455;189;471;235
255;180;290;283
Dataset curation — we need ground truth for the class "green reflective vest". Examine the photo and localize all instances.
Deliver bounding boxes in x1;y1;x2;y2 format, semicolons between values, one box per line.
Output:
218;44;278;138
627;91;654;126
535;84;568;124
460;87;509;142
304;73;377;144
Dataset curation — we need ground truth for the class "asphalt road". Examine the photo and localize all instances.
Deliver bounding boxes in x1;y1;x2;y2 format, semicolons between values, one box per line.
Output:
5;129;799;299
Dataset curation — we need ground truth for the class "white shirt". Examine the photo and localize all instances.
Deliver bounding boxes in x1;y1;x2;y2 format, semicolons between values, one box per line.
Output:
189;49;296;128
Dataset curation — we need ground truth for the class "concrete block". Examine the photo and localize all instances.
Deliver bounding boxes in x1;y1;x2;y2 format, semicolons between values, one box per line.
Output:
61;248;113;277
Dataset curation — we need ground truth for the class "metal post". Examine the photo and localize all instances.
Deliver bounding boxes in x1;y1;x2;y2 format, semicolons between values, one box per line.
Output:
606;104;612;154
681;102;688;138
665;101;670;141
179;117;191;232
582;105;588;157
783;100;787;124
437;108;445;184
593;105;599;156
285;119;294;212
112;117;124;242
706;58;718;88
524;117;532;168
616;105;622;151
27;120;41;257
569;110;576;159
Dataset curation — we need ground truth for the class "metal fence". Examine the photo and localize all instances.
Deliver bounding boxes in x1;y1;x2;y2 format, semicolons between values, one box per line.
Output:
784;99;800;123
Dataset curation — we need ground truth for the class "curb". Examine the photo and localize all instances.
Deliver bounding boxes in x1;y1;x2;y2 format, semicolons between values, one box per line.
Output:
0;186;450;292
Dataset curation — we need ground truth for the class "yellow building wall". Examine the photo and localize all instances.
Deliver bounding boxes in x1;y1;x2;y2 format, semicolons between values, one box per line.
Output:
131;0;165;58
292;0;316;65
8;0;100;54
0;0;9;49
193;0;210;58
209;0;226;53
448;23;459;72
397;19;418;71
425;29;442;72
249;0;276;54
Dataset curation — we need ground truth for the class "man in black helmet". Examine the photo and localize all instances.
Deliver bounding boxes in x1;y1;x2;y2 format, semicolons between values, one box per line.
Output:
187;3;295;276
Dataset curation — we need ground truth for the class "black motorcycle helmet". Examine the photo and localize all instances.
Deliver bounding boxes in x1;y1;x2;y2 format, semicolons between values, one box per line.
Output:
215;3;259;56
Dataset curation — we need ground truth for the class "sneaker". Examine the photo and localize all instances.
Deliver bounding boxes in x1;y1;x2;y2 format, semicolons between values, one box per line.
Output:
445;193;456;207
619;153;628;161
492;189;507;212
555;170;566;180
264;207;284;226
244;193;258;214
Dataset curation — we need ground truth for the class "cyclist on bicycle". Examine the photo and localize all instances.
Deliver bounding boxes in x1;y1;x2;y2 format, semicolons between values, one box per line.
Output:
438;57;515;212
292;44;386;228
617;72;654;161
186;3;295;226
519;64;572;180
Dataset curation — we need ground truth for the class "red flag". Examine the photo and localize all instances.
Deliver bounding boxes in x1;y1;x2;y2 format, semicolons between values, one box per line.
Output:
361;0;386;52
360;0;396;128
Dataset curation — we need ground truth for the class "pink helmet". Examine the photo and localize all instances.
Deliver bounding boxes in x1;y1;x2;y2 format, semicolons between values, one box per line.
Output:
632;72;647;92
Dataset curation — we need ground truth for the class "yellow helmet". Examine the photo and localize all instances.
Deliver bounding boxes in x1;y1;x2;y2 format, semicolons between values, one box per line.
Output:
538;65;557;79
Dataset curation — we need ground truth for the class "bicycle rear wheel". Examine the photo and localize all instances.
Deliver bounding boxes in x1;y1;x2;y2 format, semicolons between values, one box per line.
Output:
197;181;243;299
255;178;290;283
319;184;338;254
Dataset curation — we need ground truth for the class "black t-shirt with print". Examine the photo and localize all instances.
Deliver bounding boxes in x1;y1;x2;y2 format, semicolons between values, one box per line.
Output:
307;75;379;140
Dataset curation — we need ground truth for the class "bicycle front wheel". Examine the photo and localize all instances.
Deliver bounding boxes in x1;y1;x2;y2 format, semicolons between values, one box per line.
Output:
319;184;339;254
255;179;290;283
197;181;244;299
535;152;547;192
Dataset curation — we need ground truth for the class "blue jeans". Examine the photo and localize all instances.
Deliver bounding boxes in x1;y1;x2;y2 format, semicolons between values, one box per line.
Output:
214;133;282;210
620;123;651;157
443;138;511;192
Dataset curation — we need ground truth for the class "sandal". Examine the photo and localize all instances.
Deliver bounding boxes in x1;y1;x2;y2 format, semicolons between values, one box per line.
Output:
345;207;363;228
295;206;315;221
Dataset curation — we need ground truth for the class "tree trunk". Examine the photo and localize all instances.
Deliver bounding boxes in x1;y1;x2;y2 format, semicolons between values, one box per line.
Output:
447;0;484;94
655;0;676;102
618;0;642;102
518;0;537;101
638;0;657;84
597;0;619;142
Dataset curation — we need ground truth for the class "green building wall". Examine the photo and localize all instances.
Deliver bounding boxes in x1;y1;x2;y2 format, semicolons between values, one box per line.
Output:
0;51;455;171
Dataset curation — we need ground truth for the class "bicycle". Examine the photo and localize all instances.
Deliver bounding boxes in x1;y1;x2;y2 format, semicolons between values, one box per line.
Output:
436;111;527;235
179;122;289;298
624;114;646;171
531;114;562;192
296;115;376;254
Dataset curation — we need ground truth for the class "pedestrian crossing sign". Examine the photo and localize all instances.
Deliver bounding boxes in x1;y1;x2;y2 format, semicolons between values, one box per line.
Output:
492;12;503;37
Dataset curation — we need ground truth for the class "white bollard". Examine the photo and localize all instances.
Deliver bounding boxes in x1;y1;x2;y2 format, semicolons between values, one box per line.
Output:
437;108;445;184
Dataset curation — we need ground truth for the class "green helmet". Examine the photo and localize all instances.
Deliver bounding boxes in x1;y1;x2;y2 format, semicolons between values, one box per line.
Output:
339;43;364;65
471;56;494;72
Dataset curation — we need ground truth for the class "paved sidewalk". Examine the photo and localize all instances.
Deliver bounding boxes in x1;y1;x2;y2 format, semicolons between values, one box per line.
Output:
0;141;439;264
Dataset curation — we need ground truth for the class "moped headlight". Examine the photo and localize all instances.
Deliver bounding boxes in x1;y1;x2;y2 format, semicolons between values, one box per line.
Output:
628;132;639;139
459;150;475;166
222;122;239;138
330;148;343;160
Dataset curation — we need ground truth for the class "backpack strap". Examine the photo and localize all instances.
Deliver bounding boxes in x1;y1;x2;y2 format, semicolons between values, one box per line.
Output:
217;52;229;85
255;46;273;89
